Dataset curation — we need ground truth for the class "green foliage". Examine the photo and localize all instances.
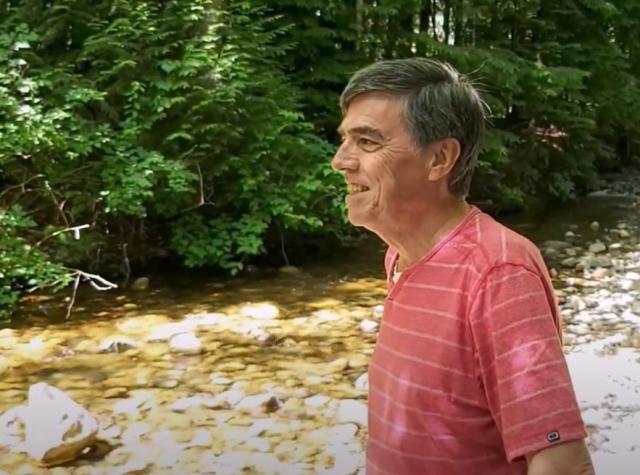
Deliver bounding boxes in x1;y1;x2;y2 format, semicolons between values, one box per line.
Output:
2;0;640;318
0;207;72;321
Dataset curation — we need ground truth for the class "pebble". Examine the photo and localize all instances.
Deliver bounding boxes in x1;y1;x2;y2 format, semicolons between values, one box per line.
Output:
360;320;379;333
169;332;203;354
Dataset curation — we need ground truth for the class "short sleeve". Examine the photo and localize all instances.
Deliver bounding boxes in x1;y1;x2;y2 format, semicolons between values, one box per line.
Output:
469;264;587;462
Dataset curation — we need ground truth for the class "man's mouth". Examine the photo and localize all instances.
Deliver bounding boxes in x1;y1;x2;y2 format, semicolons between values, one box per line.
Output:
348;183;370;194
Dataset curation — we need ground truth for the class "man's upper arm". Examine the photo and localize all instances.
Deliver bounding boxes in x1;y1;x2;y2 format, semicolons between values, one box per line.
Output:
526;439;595;475
468;263;587;462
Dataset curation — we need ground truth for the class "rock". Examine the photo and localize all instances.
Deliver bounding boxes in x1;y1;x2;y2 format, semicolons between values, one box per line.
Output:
0;405;27;450
313;310;341;322
170;395;205;413
169;332;203;354
20;383;98;466
569;296;587;312
336;399;368;427
564;231;576;239
304;395;331;408
184;312;226;327
210;373;233;385
590;221;600;232
235;394;282;415
542;240;572;251
130;277;149;290
239;303;280;320
246;436;270;452
104;387;129;399
625;272;640;281
348;354;369;368
354;373;369;392
589;242;607;254
561;257;579;268
360;320;379;333
587;256;613;269
247;419;278;437
591;268;611;280
147;320;198;342
279;266;302;274
203;390;245;409
121;423;150;445
186;428;212;448
98;336;137;354
372;305;384;319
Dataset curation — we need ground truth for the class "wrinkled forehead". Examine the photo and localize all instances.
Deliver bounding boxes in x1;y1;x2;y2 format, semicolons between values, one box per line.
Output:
339;92;408;136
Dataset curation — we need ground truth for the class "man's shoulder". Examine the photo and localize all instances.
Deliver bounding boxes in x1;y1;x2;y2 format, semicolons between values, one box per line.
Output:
465;211;547;276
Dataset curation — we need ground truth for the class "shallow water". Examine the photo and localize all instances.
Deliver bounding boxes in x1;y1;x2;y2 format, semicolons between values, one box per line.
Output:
2;186;640;474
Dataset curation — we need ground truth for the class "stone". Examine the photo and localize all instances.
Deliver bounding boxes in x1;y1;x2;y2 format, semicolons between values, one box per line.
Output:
304;395;331;408
210;373;233;385
354;373;369;392
360;320;379;333
561;257;579;268
336;399;368;427
147;321;198;342
587;256;614;269
235;394;282;415
589;242;607;254
130;277;149;290
247;419;278;437
565;231;576;239
169;332;203;354
348;354;369;369
590;221;600;232
542;240;572;251
104;387;129;399
184;312;226;327
569;296;587;312
0;405;27;450
203;390;245;409
591;268;611;280
171;395;205;413
372;305;384;319
21;383;98;466
98;336;137;354
121;423;150;445
245;436;270;452
239;303;280;320
279;266;302;274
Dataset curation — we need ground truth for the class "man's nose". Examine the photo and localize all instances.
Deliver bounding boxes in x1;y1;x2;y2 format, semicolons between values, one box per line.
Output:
331;143;358;173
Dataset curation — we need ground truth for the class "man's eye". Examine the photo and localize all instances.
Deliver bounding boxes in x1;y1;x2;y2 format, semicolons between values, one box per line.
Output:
358;138;381;151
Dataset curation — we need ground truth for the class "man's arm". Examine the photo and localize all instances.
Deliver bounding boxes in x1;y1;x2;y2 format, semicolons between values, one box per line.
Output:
527;440;595;475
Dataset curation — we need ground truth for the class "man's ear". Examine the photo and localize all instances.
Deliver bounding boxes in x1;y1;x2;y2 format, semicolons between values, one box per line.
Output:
426;138;461;183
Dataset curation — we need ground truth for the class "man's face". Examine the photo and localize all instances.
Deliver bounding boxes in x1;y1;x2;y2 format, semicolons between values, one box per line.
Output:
332;93;433;234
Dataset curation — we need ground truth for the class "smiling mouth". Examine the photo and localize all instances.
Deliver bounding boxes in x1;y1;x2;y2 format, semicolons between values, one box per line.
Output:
348;183;370;194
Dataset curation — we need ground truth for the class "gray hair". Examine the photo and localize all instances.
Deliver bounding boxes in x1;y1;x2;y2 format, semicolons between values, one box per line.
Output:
340;58;487;197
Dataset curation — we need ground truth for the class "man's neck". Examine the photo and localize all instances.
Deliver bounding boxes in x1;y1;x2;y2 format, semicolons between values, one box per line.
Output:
387;200;472;272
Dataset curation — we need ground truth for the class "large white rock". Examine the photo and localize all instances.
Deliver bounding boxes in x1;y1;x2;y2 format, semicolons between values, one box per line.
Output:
239;303;280;320
169;332;203;354
336;400;368;427
0;405;27;450
22;383;98;466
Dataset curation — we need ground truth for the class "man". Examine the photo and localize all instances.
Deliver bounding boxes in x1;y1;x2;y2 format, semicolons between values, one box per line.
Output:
332;58;595;475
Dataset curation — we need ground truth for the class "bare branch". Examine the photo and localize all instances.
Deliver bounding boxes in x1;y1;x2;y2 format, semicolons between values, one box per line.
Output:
33;224;90;249
0;174;45;200
44;180;70;227
65;274;81;320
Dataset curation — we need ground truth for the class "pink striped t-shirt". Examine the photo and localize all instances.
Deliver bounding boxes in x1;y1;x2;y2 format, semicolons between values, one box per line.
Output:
366;207;586;475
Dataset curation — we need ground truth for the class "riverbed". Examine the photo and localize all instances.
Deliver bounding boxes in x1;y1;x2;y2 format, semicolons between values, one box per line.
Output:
1;173;639;474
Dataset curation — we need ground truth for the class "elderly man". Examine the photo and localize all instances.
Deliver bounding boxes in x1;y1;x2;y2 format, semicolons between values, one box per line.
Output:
332;58;594;475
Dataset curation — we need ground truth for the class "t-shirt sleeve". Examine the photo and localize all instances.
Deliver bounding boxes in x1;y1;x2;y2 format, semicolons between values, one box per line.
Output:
468;263;587;462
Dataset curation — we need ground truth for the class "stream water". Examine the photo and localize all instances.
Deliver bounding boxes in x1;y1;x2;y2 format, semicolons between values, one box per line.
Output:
1;174;639;474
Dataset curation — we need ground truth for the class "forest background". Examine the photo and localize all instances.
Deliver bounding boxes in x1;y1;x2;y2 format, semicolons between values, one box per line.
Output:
1;0;639;320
